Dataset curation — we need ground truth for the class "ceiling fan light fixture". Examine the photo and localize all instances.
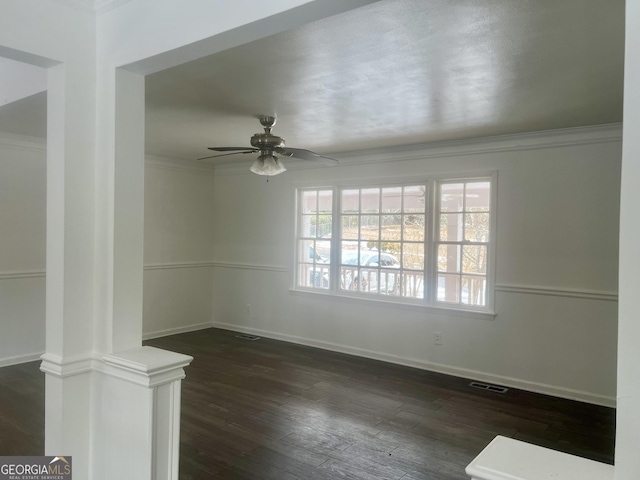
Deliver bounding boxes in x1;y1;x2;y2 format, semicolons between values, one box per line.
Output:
250;153;286;176
201;117;337;171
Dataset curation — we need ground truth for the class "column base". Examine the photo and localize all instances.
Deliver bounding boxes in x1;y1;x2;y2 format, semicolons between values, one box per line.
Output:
466;435;614;480
41;347;193;480
100;347;193;480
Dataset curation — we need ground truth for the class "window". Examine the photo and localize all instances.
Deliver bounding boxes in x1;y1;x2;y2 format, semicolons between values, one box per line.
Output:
295;176;494;313
297;189;333;290
340;186;425;298
436;181;491;307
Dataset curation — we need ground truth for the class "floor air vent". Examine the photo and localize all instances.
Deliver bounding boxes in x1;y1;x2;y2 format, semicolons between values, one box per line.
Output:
469;381;509;394
236;334;261;341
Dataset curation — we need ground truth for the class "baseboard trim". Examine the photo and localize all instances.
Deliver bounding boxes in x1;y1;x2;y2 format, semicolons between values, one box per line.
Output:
0;351;45;368
211;322;615;408
143;322;215;341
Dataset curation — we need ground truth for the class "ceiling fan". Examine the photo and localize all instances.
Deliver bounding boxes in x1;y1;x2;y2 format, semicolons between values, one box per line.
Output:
198;116;338;176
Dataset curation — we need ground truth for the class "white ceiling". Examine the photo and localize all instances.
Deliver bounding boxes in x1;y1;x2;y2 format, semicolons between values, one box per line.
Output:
0;0;625;165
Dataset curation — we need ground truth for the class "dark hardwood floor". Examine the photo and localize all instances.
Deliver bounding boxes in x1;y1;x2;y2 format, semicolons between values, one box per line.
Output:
0;327;615;479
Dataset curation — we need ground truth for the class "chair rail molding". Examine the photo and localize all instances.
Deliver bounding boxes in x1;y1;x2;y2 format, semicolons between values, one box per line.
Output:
211;261;290;273
495;283;618;302
0;270;46;280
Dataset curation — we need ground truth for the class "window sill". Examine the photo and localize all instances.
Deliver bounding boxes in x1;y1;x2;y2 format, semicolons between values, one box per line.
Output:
289;288;496;320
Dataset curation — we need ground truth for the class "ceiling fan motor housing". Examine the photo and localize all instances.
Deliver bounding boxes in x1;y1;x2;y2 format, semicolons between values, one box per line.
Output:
250;133;285;151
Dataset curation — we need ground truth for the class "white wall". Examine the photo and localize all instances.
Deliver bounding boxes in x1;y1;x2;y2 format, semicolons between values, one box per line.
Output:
1;125;619;405
142;157;216;338
0;138;216;364
211;125;621;406
0;133;46;365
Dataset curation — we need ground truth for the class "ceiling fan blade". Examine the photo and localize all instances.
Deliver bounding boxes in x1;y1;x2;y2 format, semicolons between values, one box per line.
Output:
275;147;338;165
208;147;256;152
197;150;256;161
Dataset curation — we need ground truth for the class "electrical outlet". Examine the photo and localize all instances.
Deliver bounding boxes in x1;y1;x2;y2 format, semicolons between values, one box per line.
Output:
434;332;443;345
245;304;251;315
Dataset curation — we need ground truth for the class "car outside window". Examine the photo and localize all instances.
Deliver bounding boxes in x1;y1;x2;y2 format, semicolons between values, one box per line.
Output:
295;177;494;312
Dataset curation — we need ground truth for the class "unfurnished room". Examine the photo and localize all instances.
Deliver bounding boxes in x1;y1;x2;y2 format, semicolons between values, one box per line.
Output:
1;0;639;479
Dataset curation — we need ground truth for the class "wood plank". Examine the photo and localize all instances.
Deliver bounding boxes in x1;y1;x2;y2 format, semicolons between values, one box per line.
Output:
0;327;616;479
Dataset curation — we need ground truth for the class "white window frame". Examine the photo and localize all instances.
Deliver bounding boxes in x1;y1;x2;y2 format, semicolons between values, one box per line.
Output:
293;172;497;317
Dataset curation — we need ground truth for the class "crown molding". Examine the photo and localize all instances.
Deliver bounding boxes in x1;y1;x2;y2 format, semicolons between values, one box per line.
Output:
0;136;217;174
213;123;623;177
1;123;620;174
332;123;623;165
144;154;216;176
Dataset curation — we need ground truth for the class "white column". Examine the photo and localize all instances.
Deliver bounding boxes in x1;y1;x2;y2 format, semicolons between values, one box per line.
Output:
42;58;193;479
101;347;193;480
111;68;146;352
91;66;194;479
41;58;96;478
615;0;640;478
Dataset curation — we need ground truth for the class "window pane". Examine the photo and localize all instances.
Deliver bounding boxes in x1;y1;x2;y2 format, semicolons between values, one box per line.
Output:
381;215;401;240
438;274;461;303
466;181;490;212
438;244;460;273
404;186;425;213
403;243;424;270
402;272;424;298
318;190;333;214
301;191;317;213
342;215;359;240
340;266;359;290
360;243;378;261
440;213;463;241
316;240;331;262
462;276;486;306
361;188;380;213
440;183;464;212
360;269;379;294
300;240;315;263
341;189;359;213
310;265;331;289
380;244;400;265
301;215;315;237
341;243;359;266
316;214;332;238
464;213;490;242
403;214;425;242
381;187;402;212
462;245;487;274
361;215;379;240
298;263;314;288
380;270;400;296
